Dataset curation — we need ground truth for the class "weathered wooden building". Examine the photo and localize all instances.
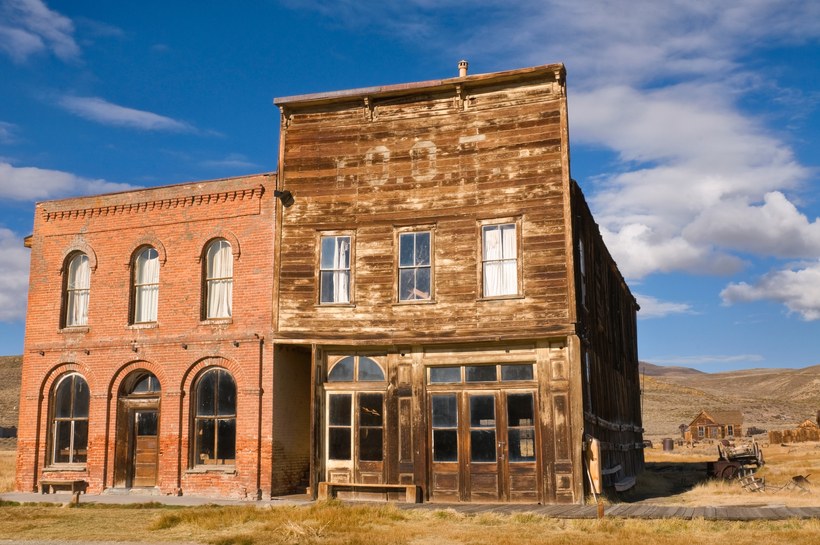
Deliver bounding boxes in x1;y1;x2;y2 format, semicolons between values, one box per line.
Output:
17;62;642;503
272;62;642;503
686;410;743;441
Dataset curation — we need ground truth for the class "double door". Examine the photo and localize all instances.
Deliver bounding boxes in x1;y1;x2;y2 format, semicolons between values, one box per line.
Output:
429;390;539;502
325;391;385;486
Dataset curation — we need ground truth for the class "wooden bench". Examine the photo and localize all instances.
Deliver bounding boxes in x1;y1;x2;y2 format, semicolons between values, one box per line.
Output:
40;479;86;494
317;481;419;503
601;465;636;492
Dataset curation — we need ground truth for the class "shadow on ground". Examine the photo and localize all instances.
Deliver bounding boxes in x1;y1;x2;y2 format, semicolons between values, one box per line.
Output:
614;462;710;503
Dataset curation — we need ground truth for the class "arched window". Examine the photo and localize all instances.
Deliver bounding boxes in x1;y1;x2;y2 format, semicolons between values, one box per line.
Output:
124;371;161;395
204;239;233;319
64;253;90;327
51;373;89;464
132;247;160;323
328;356;384;382
192;368;236;465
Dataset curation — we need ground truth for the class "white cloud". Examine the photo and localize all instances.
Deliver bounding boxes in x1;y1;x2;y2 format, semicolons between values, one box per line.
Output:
0;228;30;322
0;0;79;63
0;121;17;143
634;293;693;319
649;353;764;367
0;161;138;200
721;261;820;321
58;96;195;132
200;153;260;170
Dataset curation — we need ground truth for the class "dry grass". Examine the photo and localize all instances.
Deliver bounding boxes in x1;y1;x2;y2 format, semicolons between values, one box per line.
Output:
0;501;818;545
635;440;820;506
0;449;15;493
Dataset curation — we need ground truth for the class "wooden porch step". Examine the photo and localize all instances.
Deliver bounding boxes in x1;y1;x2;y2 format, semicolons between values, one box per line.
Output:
317;481;420;503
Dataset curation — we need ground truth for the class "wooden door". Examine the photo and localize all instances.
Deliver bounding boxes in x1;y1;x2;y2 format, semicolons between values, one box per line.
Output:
467;392;502;501
325;392;385;487
132;410;158;487
503;391;539;502
429;393;460;501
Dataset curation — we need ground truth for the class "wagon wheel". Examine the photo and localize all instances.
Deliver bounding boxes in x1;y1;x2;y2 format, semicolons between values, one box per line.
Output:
720;464;739;480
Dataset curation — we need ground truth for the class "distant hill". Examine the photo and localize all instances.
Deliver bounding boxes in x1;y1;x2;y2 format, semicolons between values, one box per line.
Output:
0;355;22;429
641;362;820;439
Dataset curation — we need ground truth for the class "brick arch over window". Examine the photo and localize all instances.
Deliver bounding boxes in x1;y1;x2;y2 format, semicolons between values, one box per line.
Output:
59;242;97;274
180;356;244;393
40;361;98;401
108;359;170;400
125;237;167;268
198;231;241;263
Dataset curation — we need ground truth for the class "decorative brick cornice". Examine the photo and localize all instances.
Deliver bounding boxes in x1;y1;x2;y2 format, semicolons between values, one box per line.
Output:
43;185;265;222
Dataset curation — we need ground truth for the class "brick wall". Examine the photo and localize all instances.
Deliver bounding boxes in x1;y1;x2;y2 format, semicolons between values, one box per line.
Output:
17;174;278;498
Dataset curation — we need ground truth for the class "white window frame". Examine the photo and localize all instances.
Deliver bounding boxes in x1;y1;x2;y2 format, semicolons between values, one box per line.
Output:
319;234;353;304
479;219;521;298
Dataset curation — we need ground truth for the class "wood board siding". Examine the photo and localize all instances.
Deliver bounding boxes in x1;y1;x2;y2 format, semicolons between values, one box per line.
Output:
276;69;573;345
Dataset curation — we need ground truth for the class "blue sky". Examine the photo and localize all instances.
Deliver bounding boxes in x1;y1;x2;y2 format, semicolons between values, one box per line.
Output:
1;1;820;372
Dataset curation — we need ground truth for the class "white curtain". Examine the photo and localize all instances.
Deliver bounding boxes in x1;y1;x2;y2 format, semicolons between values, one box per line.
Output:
66;254;90;326
134;248;159;322
483;224;517;297
207;240;233;318
333;238;350;303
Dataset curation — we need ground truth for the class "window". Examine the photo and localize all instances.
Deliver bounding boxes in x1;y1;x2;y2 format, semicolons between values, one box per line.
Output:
50;373;89;464
64;253;90;327
327;356;385;382
428;364;534;384
481;223;518;297
727;425;734;437
320;235;351;304
133;247;159;323
398;231;431;301
204;239;233;319
578;237;587;307
193;368;236;465
698;426;704;438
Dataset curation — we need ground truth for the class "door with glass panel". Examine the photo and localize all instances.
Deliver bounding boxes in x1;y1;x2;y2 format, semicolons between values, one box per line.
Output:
324;356;387;486
428;363;540;502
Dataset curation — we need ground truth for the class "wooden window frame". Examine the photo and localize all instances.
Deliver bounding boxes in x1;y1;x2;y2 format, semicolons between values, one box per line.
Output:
476;217;523;301
394;225;435;304
316;231;356;306
190;368;237;468
130;246;160;325
61;252;91;329
48;373;89;467
201;238;234;321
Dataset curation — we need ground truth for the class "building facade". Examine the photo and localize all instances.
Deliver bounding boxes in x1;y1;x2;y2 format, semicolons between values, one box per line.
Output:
17;63;642;503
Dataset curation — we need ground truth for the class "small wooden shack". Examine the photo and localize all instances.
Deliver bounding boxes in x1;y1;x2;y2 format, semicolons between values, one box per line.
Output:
687;410;743;441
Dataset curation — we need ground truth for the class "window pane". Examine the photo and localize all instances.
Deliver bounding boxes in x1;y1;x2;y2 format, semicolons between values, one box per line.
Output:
132;373;161;394
72;420;88;463
73;375;89;417
216;371;236;417
501;364;534;381
328;357;355;381
329;394;352;426
469;395;495;427
429;367;460;383
54;420;71;463
358;358;385;381
67;254;90;289
320;271;336;303
136;411;158;436
195;419;215;464
320;236;337;269
465;365;497;382
399;233;415;267
359;427;383;461
196;371;216;416
507;393;534;427
415;232;430;266
359;393;383;427
399;269;415;301
416;267;430;299
216;418;236;463
508;428;536;462
470;430;497;462
433;429;458;462
54;377;73;418
431;394;457;428
329;427;351;460
501;224;516;259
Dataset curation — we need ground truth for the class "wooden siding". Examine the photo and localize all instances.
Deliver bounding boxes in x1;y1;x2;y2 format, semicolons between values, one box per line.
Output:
275;68;574;345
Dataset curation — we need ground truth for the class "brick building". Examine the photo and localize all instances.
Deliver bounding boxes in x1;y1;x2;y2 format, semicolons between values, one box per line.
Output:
17;63;642;503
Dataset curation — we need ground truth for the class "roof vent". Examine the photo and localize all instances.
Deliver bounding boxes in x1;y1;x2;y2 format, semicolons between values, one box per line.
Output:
458;60;468;77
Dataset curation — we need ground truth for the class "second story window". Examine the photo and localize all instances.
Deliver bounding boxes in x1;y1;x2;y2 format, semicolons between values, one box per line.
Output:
320;235;351;304
205;239;233;319
64;253;90;327
481;223;518;297
398;231;431;301
133;247;159;323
